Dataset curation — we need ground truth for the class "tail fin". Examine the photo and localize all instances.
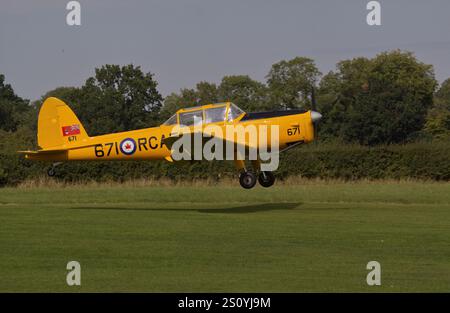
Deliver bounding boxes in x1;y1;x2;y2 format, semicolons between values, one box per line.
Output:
38;97;89;149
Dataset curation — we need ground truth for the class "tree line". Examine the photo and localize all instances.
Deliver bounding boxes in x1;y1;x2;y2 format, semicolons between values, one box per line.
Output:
1;49;449;146
0;49;449;185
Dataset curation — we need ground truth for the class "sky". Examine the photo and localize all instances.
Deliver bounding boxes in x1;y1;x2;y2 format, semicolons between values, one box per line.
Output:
1;0;449;102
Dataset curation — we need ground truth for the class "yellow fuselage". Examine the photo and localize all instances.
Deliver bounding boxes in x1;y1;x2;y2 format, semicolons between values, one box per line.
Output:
26;111;315;162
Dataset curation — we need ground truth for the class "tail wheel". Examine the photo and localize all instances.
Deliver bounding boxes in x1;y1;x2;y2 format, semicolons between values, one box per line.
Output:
239;171;257;189
47;167;56;177
258;171;275;188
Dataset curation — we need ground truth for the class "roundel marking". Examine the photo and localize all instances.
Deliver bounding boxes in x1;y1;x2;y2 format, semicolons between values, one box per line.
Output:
119;138;137;155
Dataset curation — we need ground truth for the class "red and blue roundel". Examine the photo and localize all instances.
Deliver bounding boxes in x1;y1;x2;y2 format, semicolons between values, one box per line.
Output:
120;138;137;155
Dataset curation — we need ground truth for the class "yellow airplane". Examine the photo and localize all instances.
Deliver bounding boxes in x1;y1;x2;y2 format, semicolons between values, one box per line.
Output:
19;97;322;188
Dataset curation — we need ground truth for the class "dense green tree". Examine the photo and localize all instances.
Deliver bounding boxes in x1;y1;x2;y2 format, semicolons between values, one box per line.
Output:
424;78;450;139
217;75;270;112
266;57;321;110
196;81;218;106
28;66;163;136
76;64;163;135
317;51;437;145
159;88;201;122
435;78;450;100
161;76;271;118
160;82;219;122
315;71;345;140
0;74;30;132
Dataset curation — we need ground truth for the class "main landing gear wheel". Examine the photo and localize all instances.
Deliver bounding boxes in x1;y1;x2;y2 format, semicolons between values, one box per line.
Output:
239;171;257;189
258;171;275;188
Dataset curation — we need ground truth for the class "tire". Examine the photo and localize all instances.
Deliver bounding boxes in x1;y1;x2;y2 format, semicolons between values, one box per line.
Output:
258;171;275;188
239;171;257;189
47;167;56;177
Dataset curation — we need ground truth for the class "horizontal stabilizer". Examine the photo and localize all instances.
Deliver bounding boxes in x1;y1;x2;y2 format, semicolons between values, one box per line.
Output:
18;142;97;153
17;150;67;155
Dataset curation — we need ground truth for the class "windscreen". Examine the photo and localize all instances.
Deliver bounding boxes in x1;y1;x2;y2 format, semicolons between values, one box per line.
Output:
163;114;177;125
227;103;245;121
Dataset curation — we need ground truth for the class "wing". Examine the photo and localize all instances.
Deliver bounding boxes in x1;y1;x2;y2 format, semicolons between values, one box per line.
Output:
162;130;258;160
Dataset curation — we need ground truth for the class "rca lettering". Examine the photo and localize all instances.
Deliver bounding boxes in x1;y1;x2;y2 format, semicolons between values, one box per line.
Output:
94;136;166;158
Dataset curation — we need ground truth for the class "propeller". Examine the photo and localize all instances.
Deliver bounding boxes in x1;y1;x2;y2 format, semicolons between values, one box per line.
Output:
311;85;316;111
310;86;322;141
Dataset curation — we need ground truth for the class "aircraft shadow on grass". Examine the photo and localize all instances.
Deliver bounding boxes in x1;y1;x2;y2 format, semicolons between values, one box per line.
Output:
68;202;301;214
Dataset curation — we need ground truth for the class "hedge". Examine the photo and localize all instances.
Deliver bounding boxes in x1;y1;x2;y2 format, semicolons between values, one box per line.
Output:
1;141;449;187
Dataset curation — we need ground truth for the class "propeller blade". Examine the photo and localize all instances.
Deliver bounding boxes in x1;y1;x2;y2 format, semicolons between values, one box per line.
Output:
310;86;320;141
311;85;317;111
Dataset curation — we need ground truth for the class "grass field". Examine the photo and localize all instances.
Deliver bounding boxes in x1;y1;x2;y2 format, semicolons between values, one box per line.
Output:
0;181;449;292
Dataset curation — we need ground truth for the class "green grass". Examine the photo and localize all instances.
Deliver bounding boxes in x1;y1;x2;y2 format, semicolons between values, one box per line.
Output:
1;181;449;292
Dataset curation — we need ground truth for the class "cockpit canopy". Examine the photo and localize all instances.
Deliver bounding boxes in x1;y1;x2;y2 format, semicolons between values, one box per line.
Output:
163;102;245;126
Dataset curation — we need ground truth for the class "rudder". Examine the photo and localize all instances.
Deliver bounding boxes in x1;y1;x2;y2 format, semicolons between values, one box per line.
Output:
38;97;89;149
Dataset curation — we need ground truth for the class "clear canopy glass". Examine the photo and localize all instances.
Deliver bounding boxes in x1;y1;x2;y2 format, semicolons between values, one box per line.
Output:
204;106;227;123
162;103;245;126
227;103;245;122
179;110;203;126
